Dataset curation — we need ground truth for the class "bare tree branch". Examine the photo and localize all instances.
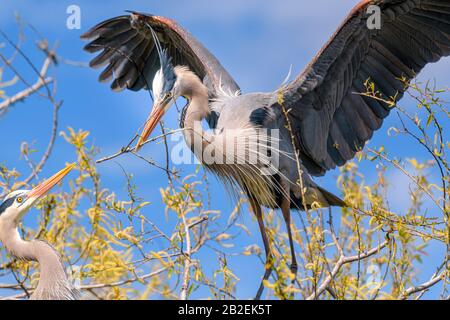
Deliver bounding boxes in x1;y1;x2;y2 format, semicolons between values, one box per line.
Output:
307;241;389;300
401;270;445;299
0;77;53;111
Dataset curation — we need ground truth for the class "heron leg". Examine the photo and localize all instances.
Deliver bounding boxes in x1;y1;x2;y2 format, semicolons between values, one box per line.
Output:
250;197;273;300
281;192;298;278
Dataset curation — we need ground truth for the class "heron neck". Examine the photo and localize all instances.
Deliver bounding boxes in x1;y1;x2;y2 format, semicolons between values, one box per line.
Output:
1;227;75;299
182;90;212;154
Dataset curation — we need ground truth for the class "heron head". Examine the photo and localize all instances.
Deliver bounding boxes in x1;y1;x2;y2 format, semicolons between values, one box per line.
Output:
0;164;75;229
135;49;178;151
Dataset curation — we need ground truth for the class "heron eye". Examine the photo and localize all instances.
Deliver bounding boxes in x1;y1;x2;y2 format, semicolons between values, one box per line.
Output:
16;197;23;204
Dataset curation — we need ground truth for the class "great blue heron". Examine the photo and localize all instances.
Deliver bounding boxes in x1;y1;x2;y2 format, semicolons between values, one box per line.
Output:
0;164;78;300
82;0;450;298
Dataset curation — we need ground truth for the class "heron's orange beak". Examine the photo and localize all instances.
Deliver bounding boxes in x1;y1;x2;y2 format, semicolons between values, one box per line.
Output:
28;163;76;200
135;100;168;152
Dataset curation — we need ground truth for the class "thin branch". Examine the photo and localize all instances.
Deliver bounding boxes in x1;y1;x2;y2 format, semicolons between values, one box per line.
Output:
81;267;168;290
180;210;193;300
23;101;62;185
96;129;184;164
367;148;444;212
401;271;445;299
307;241;389;300
0;77;53;111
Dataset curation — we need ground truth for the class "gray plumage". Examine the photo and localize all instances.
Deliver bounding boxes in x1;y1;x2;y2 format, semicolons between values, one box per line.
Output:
283;0;450;176
81;11;239;95
82;0;450;299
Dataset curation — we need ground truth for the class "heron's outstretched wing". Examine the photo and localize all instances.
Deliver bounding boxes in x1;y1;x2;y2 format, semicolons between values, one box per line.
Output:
280;0;450;176
81;12;240;95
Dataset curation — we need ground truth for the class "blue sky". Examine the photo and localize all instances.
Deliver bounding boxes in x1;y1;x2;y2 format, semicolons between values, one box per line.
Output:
0;0;449;299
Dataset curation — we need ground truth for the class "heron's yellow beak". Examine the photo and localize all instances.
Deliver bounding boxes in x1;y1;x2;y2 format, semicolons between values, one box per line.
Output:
135;98;170;152
28;163;76;200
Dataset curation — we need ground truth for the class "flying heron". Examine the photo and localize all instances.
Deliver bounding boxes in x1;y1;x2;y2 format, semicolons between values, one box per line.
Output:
82;0;450;298
0;164;78;300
